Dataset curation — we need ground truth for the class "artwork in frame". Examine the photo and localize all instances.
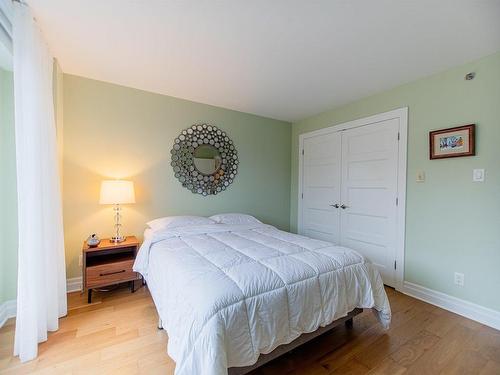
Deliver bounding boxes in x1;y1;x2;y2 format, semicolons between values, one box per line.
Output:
429;124;475;160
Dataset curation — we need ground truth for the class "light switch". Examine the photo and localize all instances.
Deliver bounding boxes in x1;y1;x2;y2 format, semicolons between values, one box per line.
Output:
416;171;425;183
473;169;485;182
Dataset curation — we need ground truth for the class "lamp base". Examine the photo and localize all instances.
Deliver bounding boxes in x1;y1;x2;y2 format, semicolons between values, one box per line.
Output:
110;236;126;243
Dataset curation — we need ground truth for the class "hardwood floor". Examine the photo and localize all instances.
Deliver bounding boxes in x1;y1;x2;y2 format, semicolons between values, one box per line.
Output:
0;285;499;374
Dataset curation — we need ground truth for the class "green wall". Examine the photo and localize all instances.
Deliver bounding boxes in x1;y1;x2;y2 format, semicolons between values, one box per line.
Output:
291;51;500;311
63;74;291;278
0;67;17;303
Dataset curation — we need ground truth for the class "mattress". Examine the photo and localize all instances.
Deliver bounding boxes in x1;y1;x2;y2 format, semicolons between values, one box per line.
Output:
133;223;391;375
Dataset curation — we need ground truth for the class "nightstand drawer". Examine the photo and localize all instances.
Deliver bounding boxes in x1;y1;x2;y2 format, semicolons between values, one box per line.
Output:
86;259;137;288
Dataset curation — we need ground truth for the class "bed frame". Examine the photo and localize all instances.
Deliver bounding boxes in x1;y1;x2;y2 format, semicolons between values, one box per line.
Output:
157;308;362;374
157;304;362;374
227;308;363;375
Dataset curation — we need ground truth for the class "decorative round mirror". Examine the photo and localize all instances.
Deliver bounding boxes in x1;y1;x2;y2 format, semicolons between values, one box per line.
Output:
170;124;238;196
193;144;222;175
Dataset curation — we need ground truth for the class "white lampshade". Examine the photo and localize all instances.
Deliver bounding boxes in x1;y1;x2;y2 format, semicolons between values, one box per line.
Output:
99;180;135;205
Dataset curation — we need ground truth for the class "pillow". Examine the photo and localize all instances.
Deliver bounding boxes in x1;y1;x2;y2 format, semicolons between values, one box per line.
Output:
147;215;216;231
209;213;262;225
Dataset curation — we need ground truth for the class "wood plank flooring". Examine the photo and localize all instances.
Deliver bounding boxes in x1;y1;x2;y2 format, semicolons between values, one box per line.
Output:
0;285;499;374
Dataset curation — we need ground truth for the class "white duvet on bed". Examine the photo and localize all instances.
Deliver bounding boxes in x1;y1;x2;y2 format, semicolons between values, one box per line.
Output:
134;223;391;375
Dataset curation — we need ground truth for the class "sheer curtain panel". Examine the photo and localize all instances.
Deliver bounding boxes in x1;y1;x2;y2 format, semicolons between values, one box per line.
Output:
12;2;67;362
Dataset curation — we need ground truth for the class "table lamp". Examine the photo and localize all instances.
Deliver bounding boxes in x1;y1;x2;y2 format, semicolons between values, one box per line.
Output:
99;180;135;243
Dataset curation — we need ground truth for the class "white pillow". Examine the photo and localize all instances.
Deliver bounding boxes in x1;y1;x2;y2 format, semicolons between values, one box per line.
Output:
209;213;262;225
147;215;215;231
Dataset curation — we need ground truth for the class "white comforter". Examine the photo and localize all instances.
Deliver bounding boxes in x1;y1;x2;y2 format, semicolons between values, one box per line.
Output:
133;223;391;375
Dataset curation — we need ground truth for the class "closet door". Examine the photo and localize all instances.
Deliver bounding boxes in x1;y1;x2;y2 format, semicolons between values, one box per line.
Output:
301;132;341;243
339;119;400;286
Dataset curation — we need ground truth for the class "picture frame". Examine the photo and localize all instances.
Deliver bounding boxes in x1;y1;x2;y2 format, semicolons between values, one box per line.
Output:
429;124;475;160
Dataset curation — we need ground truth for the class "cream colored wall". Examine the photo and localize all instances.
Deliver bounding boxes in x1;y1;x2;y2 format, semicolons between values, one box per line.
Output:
63;74;292;279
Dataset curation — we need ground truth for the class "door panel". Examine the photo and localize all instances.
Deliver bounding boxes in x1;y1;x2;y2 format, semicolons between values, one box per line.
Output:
301;132;341;243
300;117;401;287
340;119;399;286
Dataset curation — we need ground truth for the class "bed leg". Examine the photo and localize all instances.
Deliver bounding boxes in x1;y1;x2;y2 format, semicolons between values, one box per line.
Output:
158;317;163;330
345;317;354;329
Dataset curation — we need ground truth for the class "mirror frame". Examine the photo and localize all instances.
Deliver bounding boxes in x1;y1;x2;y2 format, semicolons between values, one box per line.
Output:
170;124;238;196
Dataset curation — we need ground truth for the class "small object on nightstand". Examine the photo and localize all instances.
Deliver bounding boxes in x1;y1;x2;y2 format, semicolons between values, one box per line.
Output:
86;234;101;247
82;235;141;303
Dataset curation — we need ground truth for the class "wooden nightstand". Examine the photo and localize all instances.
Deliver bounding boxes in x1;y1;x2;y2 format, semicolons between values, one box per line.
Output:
82;236;141;303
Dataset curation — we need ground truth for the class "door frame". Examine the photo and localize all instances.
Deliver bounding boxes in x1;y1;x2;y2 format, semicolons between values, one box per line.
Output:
298;107;408;291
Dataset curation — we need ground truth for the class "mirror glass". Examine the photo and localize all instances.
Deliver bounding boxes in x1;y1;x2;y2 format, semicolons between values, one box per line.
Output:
193;145;222;175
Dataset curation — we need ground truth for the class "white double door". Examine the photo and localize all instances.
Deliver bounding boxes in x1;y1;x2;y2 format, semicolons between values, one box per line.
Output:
301;118;400;287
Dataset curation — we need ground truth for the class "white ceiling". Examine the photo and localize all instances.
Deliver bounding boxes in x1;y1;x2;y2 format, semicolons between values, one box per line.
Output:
29;0;500;122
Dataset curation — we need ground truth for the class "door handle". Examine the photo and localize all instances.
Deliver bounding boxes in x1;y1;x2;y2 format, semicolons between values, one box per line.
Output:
340;204;349;209
329;203;340;208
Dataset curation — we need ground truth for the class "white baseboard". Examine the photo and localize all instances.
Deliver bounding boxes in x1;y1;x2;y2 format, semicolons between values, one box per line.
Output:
0;300;16;328
0;277;83;329
401;281;500;331
66;277;83;293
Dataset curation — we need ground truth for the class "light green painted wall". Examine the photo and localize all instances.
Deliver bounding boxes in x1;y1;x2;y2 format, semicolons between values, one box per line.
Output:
291;51;500;311
0;67;18;303
63;74;291;278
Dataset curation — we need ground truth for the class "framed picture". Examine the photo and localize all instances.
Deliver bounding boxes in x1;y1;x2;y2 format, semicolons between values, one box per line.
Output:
429;124;475;160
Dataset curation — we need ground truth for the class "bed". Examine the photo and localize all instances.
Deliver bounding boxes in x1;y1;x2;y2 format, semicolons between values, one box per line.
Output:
133;215;391;375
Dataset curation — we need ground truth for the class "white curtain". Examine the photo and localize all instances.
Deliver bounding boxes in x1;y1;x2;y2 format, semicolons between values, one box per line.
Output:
12;2;67;362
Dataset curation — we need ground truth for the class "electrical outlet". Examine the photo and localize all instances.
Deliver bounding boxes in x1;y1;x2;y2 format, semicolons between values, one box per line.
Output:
78;255;83;267
454;272;465;287
416;171;425;183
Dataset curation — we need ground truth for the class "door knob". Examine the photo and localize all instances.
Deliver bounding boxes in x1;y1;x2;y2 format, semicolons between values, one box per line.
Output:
340;204;349;209
329;203;340;208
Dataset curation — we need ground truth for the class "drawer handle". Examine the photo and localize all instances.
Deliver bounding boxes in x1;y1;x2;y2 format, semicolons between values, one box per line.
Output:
100;270;126;276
